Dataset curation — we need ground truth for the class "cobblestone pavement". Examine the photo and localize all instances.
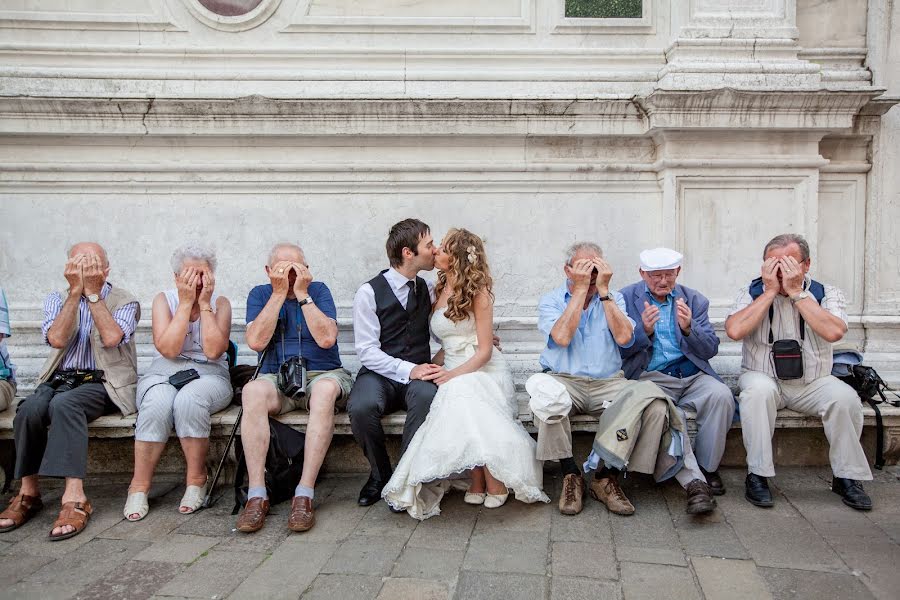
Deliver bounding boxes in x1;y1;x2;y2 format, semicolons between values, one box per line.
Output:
0;467;898;600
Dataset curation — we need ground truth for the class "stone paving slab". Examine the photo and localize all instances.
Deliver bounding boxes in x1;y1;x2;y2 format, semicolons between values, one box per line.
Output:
0;468;898;600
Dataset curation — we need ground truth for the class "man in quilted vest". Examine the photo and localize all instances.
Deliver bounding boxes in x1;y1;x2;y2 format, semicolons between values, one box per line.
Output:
0;242;139;540
725;233;872;510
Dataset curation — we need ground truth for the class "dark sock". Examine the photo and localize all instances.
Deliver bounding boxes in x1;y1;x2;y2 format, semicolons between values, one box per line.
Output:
595;466;620;480
559;457;580;477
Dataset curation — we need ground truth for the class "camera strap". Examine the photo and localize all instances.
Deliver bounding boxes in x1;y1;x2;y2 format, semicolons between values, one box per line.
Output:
767;305;806;344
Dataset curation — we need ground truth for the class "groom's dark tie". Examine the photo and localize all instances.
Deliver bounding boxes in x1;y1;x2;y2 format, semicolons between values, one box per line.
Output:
405;280;418;315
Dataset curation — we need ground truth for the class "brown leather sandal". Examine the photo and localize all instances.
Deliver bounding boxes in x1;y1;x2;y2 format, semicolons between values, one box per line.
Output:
48;500;93;541
0;494;43;533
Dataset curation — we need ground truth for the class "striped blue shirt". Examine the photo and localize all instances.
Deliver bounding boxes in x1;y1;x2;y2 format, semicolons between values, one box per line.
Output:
645;286;684;372
41;282;139;371
0;288;13;382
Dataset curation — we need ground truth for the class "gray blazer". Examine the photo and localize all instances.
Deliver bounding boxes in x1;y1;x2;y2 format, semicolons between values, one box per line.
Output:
618;281;722;382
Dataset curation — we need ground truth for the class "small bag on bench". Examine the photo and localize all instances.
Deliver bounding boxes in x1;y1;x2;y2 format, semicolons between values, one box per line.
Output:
833;351;900;470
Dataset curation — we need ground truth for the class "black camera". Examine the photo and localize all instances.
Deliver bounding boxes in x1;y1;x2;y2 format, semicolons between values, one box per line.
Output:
278;356;308;399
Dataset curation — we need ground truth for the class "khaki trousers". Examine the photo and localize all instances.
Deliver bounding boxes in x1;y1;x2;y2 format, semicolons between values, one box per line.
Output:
535;372;704;488
639;371;735;472
0;379;14;412
738;371;872;480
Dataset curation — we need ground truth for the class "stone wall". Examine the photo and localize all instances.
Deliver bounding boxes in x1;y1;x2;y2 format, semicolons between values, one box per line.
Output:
1;0;897;391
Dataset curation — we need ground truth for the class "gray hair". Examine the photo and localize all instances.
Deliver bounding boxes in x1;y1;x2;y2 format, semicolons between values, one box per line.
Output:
170;243;217;273
565;241;603;265
763;233;810;262
267;242;305;267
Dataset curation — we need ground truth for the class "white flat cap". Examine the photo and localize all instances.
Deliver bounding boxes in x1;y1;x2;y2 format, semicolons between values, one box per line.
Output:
640;247;683;271
526;373;572;424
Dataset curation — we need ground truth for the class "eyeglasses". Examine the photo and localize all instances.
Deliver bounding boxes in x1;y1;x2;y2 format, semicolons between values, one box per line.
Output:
646;271;678;281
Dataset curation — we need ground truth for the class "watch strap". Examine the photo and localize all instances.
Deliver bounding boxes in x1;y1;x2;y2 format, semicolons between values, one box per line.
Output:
298;296;314;306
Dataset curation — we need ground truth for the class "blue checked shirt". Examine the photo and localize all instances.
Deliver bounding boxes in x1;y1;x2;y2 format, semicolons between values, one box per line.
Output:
645;286;684;372
41;282;139;371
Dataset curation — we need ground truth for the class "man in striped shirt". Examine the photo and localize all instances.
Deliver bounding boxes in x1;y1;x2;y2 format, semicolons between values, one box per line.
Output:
725;233;872;511
0;242;140;540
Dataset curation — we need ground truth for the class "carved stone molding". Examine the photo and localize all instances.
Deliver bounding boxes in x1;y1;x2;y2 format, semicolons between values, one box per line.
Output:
181;0;282;31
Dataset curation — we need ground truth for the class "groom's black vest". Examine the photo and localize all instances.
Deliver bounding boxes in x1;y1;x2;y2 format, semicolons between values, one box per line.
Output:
363;270;432;372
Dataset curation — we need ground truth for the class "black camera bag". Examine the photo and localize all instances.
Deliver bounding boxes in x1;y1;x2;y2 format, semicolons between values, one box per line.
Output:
834;363;900;470
233;417;306;511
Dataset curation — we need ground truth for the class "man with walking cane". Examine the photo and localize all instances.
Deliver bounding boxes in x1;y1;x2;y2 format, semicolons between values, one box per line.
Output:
213;243;352;534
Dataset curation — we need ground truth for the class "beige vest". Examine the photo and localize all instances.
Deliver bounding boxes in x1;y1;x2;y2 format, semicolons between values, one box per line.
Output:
38;285;141;416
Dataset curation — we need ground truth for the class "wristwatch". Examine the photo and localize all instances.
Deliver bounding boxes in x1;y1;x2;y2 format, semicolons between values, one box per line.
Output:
86;294;100;304
789;291;810;304
298;296;314;307
598;294;611;302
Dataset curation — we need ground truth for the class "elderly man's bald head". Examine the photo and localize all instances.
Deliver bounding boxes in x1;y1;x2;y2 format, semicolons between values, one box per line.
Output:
68;242;109;267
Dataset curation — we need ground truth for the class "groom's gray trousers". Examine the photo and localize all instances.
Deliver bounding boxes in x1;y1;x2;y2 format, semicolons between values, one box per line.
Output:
348;369;438;482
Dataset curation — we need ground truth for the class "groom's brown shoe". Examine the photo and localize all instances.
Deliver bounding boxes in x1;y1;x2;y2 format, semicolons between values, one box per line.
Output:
559;473;585;515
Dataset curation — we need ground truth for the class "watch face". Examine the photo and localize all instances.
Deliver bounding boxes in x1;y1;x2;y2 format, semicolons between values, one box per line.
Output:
88;294;100;303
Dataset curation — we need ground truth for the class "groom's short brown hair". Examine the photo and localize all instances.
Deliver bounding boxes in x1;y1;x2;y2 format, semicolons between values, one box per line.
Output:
386;218;430;267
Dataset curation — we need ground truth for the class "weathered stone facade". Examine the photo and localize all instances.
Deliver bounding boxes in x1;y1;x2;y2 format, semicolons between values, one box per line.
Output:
1;0;898;393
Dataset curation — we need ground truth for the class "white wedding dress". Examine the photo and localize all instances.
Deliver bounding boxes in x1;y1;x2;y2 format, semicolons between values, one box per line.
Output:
382;311;549;519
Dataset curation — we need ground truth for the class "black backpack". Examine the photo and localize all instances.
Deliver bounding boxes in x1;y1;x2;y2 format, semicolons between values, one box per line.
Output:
232;418;306;513
834;362;900;470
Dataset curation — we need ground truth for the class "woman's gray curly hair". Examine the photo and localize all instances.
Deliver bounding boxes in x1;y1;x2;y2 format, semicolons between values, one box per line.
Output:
170;243;217;273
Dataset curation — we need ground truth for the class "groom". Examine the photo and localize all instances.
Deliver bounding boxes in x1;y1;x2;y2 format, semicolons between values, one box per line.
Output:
349;218;442;507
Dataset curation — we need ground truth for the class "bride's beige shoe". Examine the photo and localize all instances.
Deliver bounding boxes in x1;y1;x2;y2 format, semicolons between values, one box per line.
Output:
484;491;509;509
464;491;486;505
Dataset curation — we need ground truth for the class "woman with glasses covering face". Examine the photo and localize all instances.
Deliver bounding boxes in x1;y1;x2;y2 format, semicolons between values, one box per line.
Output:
124;244;233;521
382;228;549;519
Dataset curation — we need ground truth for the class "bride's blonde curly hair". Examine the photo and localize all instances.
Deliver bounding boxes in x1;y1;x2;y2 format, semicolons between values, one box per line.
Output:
435;228;494;323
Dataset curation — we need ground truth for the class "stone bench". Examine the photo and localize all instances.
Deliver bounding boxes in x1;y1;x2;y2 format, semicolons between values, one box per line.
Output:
1;389;897;482
4;319;899;478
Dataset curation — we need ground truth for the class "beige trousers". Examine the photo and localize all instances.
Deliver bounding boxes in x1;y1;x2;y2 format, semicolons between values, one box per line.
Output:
738;371;872;480
0;379;14;412
535;372;704;487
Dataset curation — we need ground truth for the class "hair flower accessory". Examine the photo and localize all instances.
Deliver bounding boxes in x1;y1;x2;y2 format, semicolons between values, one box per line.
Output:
466;245;477;265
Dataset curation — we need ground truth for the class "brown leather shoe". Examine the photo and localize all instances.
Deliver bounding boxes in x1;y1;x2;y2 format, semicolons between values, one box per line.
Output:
701;469;726;496
685;479;716;515
0;494;43;533
558;473;585;516
288;496;315;532
236;497;270;533
589;476;635;516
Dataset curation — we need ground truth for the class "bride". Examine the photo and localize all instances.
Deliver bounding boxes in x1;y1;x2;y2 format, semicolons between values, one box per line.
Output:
382;228;549;519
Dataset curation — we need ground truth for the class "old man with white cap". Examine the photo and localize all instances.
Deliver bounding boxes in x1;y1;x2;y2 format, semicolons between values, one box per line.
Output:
527;242;716;518
619;248;735;495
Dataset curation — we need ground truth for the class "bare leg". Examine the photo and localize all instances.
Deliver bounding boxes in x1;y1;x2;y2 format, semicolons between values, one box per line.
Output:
299;380;339;490
469;467;486;494
484;467;507;495
240;380;281;490
52;478;88;537
127;440;167;519
0;475;40;528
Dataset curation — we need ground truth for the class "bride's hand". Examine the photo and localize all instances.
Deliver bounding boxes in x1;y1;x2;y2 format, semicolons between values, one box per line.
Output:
425;367;454;385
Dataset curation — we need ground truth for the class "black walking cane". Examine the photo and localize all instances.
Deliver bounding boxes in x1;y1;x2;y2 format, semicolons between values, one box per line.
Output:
203;345;269;509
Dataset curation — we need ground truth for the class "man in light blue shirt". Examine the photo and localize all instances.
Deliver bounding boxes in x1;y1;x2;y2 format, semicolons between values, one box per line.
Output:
529;242;713;518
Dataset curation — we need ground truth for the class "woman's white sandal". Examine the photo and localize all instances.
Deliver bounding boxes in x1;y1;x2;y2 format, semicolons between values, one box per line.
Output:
123;491;149;522
179;484;206;514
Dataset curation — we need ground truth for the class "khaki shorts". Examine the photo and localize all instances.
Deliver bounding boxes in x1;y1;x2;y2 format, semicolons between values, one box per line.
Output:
0;379;14;412
257;368;353;415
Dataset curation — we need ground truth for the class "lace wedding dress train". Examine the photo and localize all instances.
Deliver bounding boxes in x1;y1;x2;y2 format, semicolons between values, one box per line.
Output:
382;311;549;519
